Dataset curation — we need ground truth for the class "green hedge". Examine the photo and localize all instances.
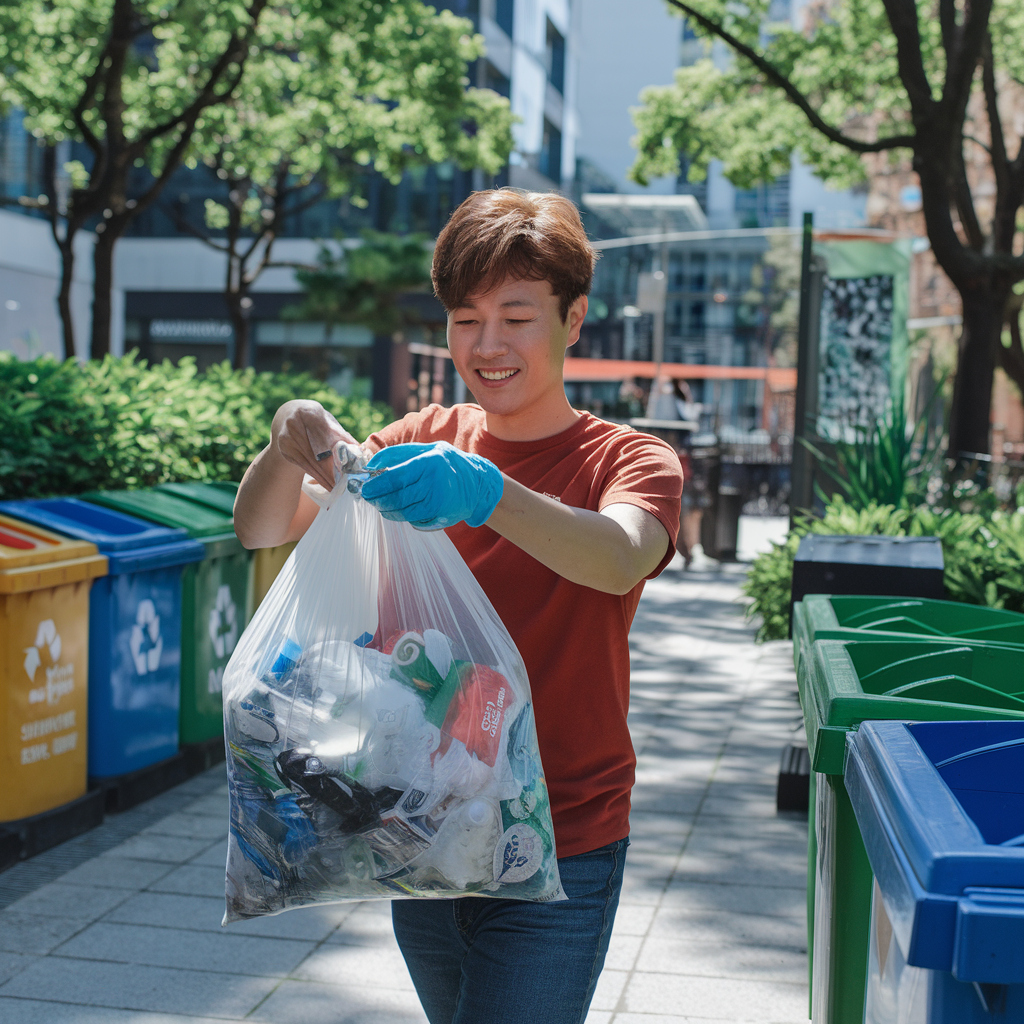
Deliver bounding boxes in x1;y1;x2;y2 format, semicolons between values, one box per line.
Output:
0;353;394;499
742;496;1024;641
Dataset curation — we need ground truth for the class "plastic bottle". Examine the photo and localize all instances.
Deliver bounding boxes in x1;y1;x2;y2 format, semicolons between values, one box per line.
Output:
418;798;499;889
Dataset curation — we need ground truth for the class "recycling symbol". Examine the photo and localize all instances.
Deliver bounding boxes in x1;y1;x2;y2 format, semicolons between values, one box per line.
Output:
209;585;238;660
130;599;163;675
24;619;61;681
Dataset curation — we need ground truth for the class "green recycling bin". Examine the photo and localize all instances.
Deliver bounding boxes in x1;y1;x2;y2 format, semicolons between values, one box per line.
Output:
792;594;1024;685
83;487;254;746
800;638;1024;1024
159;480;294;611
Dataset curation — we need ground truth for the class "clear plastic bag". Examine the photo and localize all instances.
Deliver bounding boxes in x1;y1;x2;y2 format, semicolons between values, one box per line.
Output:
222;445;565;923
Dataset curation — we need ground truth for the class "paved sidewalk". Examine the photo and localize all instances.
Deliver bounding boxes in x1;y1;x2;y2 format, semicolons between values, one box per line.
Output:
0;564;810;1024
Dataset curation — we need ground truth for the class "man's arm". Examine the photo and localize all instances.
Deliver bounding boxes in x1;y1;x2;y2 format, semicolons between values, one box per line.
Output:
233;400;354;549
361;443;673;596
487;478;670;595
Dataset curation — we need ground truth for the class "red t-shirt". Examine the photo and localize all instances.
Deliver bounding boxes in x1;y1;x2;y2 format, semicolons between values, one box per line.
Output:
367;404;683;857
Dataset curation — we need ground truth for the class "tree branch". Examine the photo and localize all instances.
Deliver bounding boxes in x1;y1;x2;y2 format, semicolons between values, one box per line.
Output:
981;34;1014;254
128;0;268;156
879;0;939;115
939;0;956;60
941;0;994;121
158;200;232;252
664;0;916;153
69;35;110;162
951;147;985;251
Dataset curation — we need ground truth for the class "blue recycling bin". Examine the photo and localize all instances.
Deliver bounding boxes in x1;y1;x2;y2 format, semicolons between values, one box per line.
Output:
846;720;1024;1023
0;499;204;778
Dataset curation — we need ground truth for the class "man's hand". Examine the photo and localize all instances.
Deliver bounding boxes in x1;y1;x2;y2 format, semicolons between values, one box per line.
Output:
361;442;504;529
234;400;355;549
272;400;355;492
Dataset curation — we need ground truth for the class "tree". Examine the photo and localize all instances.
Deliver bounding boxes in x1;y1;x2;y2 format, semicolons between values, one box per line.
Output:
286;231;434;339
163;1;513;368
629;0;1024;458
0;1;275;360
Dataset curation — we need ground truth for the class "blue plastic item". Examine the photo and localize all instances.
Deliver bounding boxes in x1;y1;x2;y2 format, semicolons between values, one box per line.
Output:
0;498;205;778
846;720;1024;1023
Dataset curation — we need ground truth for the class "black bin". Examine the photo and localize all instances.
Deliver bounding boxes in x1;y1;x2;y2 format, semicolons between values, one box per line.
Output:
789;535;944;636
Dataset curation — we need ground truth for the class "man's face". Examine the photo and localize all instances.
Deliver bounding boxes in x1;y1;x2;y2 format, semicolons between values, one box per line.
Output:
446;277;587;427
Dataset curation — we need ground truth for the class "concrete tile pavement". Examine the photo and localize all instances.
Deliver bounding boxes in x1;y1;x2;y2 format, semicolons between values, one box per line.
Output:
0;563;810;1023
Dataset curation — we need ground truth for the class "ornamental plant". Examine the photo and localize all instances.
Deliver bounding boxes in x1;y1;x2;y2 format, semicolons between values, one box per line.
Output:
0;352;392;498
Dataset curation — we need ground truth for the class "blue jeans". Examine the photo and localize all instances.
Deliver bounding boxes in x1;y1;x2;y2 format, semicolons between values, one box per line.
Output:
392;838;629;1024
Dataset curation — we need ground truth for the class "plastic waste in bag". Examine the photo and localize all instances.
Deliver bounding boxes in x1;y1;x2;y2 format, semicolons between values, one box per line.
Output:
222;443;565;922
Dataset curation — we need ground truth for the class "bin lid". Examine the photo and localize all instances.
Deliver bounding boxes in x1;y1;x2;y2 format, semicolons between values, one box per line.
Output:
0;498;204;576
84;488;235;539
846;720;1024;981
805;639;1024;774
795;534;944;570
0;512;108;593
798;594;1024;643
156;481;238;517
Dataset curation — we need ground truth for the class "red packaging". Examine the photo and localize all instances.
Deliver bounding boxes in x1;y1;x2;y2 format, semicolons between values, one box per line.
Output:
438;664;515;767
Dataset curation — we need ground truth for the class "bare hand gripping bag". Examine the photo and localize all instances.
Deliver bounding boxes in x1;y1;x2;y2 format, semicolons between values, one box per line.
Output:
222;446;565;924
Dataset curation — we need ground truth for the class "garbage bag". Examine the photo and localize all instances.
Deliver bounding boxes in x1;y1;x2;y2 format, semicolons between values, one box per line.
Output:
222;445;565;923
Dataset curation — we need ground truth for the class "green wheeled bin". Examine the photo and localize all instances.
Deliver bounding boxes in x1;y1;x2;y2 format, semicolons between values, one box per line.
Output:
158;481;295;611
83;488;254;747
792;594;1024;684
799;637;1024;1024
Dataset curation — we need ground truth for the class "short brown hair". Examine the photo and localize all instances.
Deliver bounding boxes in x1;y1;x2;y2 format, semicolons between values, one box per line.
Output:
431;189;597;322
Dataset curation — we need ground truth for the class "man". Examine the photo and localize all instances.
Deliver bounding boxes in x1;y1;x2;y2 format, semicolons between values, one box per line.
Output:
234;189;683;1024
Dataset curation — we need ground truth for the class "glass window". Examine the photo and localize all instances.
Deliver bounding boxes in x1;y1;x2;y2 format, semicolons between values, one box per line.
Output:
495;0;514;36
539;120;562;183
485;63;511;98
686;255;707;292
545;20;565;94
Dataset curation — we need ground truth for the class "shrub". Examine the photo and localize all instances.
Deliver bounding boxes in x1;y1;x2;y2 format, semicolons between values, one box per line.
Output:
741;496;1024;641
0;352;394;499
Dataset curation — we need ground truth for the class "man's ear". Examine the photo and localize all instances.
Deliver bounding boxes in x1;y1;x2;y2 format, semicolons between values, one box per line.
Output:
565;295;588;349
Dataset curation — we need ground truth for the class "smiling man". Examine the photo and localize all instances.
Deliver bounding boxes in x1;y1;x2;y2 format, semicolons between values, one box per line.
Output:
233;189;683;1024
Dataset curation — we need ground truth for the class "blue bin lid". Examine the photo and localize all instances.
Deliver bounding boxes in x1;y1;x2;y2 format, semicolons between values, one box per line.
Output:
846;720;1024;983
0;498;204;574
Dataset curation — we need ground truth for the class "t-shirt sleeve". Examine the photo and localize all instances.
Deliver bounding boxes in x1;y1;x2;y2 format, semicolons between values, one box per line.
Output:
598;432;684;578
364;409;429;454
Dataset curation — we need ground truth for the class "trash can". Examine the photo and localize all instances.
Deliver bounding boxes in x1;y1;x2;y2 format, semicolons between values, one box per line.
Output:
846;720;1024;1022
802;638;1024;1024
0;514;107;822
793;595;1024;683
0;499;203;780
158;480;295;610
83;488;254;746
790;535;945;636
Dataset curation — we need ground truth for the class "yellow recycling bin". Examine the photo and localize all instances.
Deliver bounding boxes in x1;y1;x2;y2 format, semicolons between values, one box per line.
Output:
253;541;296;609
0;514;107;822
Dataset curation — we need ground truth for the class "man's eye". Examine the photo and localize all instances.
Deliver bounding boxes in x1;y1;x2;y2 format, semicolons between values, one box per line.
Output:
506;318;533;325
454;319;477;326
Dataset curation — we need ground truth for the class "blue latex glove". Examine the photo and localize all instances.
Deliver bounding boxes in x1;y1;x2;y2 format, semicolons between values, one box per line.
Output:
361;442;504;529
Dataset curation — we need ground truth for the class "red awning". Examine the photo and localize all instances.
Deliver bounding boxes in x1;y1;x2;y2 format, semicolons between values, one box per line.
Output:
563;358;796;389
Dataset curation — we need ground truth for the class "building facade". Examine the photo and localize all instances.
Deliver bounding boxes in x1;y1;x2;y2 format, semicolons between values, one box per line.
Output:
0;0;580;412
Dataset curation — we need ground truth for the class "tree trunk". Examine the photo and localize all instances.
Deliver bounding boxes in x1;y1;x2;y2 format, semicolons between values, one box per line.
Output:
947;286;1006;459
227;292;251;370
998;295;1024;400
55;237;77;360
89;228;117;360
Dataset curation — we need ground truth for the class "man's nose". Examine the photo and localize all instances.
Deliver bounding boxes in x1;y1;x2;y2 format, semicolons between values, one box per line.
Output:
474;318;509;357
